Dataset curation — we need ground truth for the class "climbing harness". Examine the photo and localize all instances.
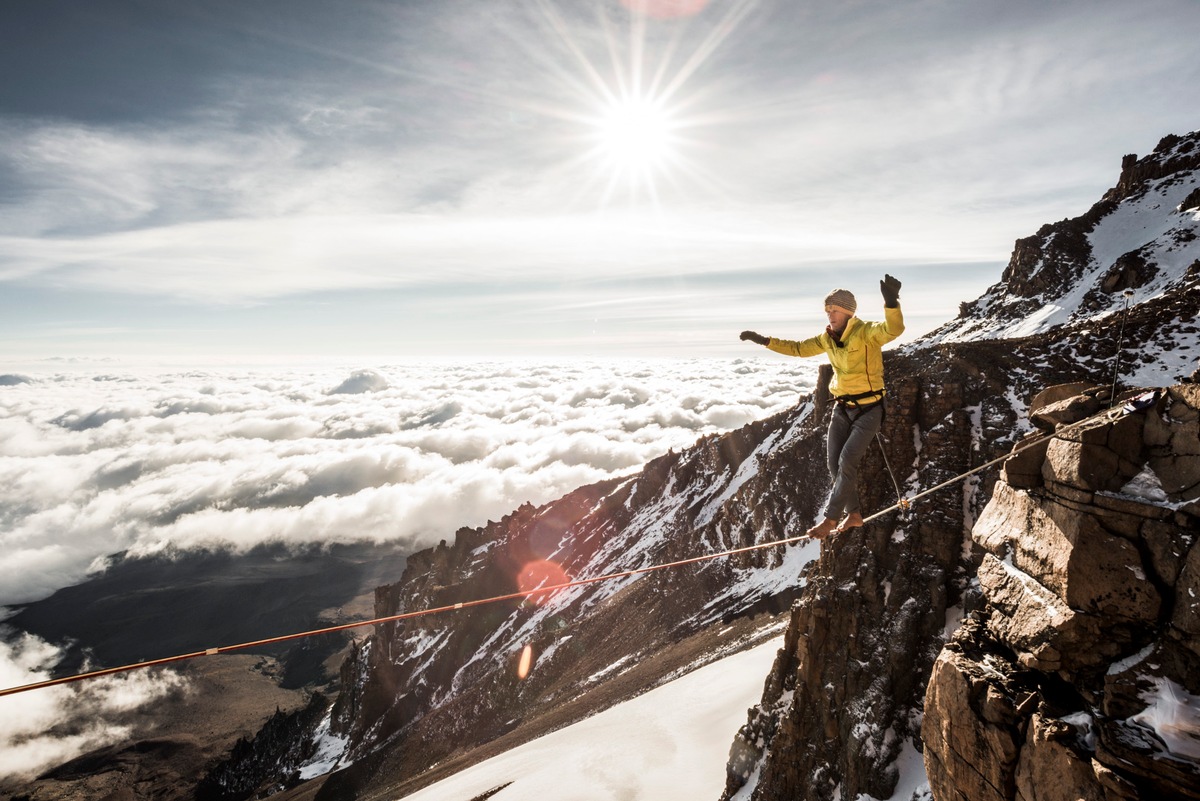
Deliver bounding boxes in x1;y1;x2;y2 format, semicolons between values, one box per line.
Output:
835;388;886;406
0;396;1157;699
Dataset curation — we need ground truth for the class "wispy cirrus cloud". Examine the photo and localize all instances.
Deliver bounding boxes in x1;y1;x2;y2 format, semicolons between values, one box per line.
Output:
1;0;1197;360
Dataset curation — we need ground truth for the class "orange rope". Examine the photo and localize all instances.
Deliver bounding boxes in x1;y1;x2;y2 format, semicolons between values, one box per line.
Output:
0;532;813;698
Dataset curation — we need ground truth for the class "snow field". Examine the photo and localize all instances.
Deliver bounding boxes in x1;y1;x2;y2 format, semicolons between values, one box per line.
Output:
398;637;782;801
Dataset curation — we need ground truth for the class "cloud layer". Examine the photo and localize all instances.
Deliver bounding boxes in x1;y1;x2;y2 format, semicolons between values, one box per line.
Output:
0;358;814;607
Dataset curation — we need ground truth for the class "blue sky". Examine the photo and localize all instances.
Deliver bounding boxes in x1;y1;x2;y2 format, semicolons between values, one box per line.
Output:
2;0;1198;363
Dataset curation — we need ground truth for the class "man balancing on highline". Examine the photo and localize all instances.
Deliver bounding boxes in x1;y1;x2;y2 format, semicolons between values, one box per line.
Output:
740;275;904;539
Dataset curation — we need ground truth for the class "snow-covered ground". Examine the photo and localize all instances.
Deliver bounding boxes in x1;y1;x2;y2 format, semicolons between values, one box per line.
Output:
400;638;782;801
397;635;929;801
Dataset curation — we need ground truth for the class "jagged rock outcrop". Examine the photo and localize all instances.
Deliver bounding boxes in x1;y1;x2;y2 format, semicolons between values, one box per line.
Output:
1109;135;1200;204
923;385;1200;801
196;694;330;801
937;131;1200;381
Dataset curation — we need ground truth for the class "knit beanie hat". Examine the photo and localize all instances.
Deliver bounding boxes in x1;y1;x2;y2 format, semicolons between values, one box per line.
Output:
824;288;857;316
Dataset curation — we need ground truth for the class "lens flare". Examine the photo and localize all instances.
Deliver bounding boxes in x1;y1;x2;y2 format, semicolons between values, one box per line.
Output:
517;559;570;606
620;0;709;19
517;644;535;680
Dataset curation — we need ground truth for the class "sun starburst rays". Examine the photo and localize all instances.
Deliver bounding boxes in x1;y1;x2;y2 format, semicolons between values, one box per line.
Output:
507;0;756;213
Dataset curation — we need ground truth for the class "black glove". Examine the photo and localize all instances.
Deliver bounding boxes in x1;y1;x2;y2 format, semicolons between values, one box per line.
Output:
740;330;769;346
880;274;901;308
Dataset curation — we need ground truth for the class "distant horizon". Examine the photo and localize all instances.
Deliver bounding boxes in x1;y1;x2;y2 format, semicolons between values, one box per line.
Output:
4;0;1198;361
1;257;1000;364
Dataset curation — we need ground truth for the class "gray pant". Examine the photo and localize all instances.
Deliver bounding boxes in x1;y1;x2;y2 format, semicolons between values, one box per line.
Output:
824;403;883;520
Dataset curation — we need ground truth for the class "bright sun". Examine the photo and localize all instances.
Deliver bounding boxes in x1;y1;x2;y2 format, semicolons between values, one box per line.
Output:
596;96;675;172
525;0;757;207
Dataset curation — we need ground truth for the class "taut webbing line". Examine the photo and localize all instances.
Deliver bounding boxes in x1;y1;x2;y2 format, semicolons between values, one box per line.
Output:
0;534;812;699
0;406;1121;699
864;404;1125;525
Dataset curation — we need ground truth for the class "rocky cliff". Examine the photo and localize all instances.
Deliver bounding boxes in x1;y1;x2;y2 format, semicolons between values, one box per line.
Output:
923;383;1200;801
208;131;1200;801
942;131;1200;353
721;131;1200;801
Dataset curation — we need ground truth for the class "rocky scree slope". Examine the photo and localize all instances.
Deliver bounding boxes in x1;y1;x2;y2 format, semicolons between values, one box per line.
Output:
207;131;1200;801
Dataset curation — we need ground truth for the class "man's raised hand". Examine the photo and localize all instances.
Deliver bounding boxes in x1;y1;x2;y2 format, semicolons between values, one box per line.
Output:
880;274;901;308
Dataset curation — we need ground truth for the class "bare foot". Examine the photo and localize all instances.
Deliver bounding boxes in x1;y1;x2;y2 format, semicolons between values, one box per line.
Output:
837;512;864;533
806;518;839;539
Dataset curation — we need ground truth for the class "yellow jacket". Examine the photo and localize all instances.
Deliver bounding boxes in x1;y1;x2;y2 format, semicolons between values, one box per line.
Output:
767;306;904;398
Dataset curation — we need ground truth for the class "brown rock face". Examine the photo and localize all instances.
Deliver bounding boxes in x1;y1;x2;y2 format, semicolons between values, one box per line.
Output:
1145;385;1200;501
975;550;1091;672
1029;383;1107;431
923;385;1200;801
1003;431;1051;489
974;480;1162;634
1015;711;1139;801
1042;411;1146;494
923;621;1037;801
1173;539;1200;658
719;341;1040;801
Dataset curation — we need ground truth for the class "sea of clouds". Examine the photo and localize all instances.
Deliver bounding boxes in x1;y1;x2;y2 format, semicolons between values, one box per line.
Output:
0;357;812;779
0;358;813;608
